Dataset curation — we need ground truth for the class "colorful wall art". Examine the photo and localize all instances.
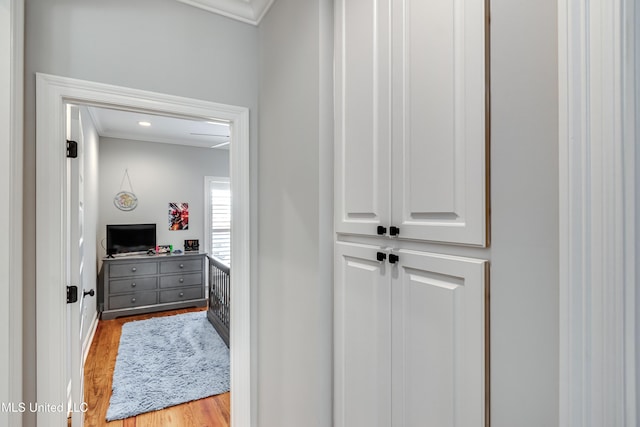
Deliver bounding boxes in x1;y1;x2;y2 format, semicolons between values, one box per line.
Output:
169;202;189;230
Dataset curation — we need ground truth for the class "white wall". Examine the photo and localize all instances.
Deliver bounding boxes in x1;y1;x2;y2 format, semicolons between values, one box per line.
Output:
257;0;334;425
24;1;258;424
98;137;229;255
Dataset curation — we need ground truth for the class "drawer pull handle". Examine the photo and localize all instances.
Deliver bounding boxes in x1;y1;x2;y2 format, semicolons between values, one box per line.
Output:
179;278;184;283
131;282;136;287
179;264;184;269
179;292;184;297
131;267;137;272
131;297;136;303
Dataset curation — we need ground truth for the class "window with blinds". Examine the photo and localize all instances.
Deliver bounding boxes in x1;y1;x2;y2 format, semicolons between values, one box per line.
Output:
208;178;231;266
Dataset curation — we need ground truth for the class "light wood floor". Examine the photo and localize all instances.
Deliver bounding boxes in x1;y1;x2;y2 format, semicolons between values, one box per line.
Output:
83;307;230;427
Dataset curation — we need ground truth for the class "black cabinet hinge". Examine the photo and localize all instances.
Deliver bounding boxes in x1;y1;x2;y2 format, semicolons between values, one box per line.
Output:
66;140;78;158
67;286;78;304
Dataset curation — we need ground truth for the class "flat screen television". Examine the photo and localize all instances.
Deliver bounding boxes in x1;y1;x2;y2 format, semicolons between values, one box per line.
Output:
106;223;157;256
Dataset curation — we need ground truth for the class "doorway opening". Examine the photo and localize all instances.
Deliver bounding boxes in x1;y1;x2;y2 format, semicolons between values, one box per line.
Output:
35;73;252;426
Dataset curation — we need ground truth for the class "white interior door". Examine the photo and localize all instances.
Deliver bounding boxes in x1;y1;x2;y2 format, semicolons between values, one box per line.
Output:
66;104;86;427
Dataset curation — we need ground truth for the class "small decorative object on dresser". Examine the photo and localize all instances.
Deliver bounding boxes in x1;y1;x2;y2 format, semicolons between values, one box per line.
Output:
156;244;172;254
184;239;200;252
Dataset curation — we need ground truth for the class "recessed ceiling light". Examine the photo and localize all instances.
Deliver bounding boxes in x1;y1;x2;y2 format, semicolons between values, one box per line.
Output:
138;121;151;127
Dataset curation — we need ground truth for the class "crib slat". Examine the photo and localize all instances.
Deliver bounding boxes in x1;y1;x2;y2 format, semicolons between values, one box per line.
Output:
207;256;230;347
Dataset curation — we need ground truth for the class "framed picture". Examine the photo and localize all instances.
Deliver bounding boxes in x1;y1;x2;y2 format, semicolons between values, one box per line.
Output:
169;202;189;230
184;239;200;252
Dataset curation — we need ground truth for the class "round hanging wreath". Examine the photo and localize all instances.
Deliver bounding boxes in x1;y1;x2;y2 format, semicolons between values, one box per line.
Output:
114;190;138;211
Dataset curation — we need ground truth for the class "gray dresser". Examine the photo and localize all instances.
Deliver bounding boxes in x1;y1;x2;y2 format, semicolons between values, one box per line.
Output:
99;253;207;319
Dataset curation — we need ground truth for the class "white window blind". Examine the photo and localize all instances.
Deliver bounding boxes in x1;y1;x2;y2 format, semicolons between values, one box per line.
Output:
209;179;231;266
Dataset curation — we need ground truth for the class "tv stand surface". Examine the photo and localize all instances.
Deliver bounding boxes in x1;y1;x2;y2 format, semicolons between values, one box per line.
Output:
98;252;207;320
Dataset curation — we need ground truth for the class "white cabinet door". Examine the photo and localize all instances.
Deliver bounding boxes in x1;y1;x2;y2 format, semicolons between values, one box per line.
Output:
391;0;487;246
335;243;487;427
335;0;391;236
336;0;487;245
391;250;487;427
335;242;392;427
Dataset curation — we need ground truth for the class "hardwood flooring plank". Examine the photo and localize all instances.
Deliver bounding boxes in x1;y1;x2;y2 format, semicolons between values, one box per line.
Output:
83;307;229;427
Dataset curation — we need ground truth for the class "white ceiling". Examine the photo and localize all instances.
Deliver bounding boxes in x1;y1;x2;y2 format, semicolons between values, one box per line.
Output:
176;0;275;25
87;106;231;150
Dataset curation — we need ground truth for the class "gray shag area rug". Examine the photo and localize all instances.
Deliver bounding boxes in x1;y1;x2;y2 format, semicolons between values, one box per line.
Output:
106;311;230;421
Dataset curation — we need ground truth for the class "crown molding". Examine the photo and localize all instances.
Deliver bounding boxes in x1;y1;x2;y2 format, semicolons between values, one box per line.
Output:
176;0;275;25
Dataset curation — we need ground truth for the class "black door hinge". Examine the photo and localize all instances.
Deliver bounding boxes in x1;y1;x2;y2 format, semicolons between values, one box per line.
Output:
67;286;78;304
66;140;78;158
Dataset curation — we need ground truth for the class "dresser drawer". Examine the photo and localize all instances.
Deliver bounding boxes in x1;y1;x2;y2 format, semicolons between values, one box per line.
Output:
109;261;158;278
160;259;202;274
109;291;157;309
159;287;202;303
109;277;157;294
159;273;202;289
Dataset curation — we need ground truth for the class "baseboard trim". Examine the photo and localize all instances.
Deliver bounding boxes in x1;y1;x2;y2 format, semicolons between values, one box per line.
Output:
82;313;99;365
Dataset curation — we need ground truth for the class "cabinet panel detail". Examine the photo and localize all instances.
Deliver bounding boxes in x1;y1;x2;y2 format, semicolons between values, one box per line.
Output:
160;259;202;274
109;277;157;294
109;261;158;278
392;250;486;427
335;0;391;235
109;291;157;310
159;273;203;289
335;242;391;427
391;0;487;245
159;287;203;304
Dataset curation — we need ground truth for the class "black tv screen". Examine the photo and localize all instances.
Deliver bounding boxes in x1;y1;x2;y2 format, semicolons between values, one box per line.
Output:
106;224;157;255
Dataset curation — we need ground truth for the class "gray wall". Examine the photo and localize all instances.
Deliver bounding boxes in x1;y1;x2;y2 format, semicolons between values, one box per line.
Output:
98;137;229;258
490;1;559;424
24;1;258;424
636;0;640;413
257;0;334;425
23;0;559;425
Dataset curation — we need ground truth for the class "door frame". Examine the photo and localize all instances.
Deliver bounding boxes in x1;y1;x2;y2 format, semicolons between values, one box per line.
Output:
1;1;23;426
35;73;253;426
558;0;637;424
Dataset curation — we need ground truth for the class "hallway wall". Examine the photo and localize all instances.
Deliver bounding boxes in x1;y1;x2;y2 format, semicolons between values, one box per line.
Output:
257;0;334;425
24;1;258;424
